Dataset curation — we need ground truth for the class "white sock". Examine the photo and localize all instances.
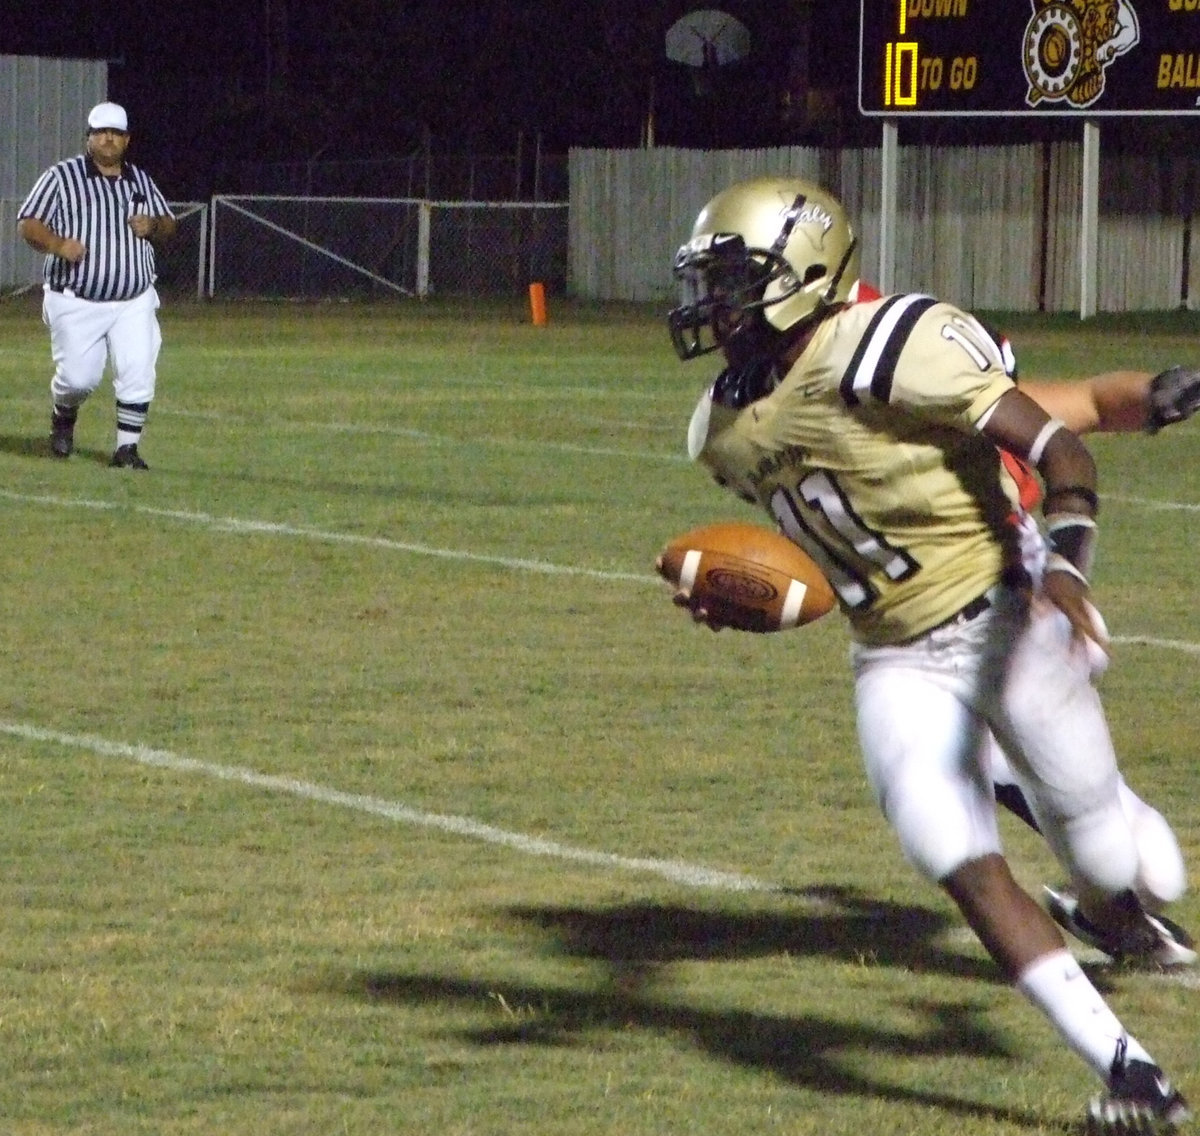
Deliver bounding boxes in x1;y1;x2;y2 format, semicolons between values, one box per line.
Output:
115;400;148;450
1015;949;1154;1080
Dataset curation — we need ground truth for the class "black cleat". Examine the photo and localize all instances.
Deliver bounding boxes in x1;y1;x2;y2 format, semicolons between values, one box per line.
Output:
50;414;75;458
1045;886;1197;968
1087;1040;1191;1134
109;444;149;470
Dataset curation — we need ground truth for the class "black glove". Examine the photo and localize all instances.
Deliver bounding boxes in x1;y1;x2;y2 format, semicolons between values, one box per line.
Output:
1146;365;1200;434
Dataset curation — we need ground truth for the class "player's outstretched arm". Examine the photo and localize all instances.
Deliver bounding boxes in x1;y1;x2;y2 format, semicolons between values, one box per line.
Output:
1023;367;1200;435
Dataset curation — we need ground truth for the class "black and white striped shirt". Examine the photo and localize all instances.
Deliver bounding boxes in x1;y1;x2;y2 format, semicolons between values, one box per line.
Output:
18;154;174;302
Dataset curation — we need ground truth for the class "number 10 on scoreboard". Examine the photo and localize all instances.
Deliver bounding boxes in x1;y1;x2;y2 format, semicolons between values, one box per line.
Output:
883;0;917;108
885;41;919;107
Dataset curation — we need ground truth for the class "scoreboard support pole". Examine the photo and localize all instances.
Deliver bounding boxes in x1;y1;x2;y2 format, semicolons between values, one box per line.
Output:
879;119;899;295
1080;120;1100;320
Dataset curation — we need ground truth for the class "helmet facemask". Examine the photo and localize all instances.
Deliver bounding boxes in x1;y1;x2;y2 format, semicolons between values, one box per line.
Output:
669;233;797;362
668;182;859;365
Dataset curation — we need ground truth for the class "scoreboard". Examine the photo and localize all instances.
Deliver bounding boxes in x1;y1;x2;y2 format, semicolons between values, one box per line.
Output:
859;0;1200;115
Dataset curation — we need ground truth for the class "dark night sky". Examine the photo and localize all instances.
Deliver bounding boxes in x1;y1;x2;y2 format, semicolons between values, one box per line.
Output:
2;1;868;195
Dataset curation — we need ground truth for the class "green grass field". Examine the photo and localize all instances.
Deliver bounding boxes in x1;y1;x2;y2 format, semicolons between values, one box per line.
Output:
1;294;1197;1135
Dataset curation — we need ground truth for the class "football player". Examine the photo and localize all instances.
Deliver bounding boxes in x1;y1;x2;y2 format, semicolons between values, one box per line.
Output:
668;176;1194;1134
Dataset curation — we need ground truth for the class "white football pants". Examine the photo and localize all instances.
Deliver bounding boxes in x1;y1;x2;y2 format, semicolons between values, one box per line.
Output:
43;285;161;407
989;737;1186;907
852;586;1152;902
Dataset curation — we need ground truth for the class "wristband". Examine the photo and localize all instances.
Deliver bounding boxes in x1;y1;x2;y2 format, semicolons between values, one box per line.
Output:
1045;514;1098;581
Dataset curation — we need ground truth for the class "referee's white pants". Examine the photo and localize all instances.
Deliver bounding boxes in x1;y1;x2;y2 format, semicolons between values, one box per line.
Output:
852;587;1143;901
43;285;161;407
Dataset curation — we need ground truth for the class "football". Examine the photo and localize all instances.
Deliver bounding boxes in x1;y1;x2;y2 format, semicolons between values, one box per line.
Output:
655;521;836;633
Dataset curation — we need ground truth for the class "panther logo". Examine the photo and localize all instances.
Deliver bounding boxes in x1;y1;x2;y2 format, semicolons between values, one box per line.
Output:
1022;0;1140;108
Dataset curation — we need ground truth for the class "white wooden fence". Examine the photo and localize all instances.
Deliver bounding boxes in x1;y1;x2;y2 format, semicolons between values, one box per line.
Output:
568;144;1200;313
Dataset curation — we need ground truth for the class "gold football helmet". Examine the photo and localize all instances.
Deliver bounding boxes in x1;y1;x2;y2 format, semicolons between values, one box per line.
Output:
668;176;859;361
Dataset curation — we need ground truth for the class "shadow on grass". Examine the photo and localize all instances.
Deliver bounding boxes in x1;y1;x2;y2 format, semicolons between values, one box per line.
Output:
0;432;112;466
0;433;54;460
505;884;986;974
318;885;1058;1129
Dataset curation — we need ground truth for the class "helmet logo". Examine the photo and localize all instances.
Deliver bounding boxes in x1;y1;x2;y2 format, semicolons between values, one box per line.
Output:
773;193;835;257
791;203;834;238
1022;0;1140;109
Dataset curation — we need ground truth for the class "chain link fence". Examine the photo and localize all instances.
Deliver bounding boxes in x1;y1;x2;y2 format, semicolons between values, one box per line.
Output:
218;152;569;202
154;202;209;299
208;196;568;300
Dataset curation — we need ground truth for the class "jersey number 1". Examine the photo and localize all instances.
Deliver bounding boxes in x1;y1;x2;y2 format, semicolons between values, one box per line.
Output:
771;475;919;611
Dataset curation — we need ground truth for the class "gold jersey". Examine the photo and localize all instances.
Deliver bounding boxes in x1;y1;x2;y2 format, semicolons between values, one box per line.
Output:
688;295;1025;646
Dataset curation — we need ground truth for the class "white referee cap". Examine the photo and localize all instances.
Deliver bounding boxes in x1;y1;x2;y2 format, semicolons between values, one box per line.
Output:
87;102;128;132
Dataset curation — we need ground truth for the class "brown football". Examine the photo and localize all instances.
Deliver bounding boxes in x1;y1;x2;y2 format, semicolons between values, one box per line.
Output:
655;521;836;633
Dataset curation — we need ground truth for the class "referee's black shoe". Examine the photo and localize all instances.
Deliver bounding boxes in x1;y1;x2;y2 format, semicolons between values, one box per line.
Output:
109;444;149;470
50;413;75;458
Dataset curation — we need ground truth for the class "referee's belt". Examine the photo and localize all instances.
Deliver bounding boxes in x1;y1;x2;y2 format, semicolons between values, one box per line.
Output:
48;283;144;301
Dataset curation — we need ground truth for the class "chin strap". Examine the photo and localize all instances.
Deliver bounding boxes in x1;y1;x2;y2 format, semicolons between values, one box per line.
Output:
821;237;858;306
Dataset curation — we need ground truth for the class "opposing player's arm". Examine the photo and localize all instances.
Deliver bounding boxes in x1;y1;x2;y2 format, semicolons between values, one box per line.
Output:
1022;373;1150;434
1144;365;1200;433
1020;368;1200;436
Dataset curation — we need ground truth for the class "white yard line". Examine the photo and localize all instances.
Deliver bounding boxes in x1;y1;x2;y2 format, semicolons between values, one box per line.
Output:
1108;493;1200;514
1112;635;1200;656
0;490;654;583
0;720;777;895
163;411;693;461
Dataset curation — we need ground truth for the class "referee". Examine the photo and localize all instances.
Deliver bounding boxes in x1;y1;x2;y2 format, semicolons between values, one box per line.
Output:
17;101;176;469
